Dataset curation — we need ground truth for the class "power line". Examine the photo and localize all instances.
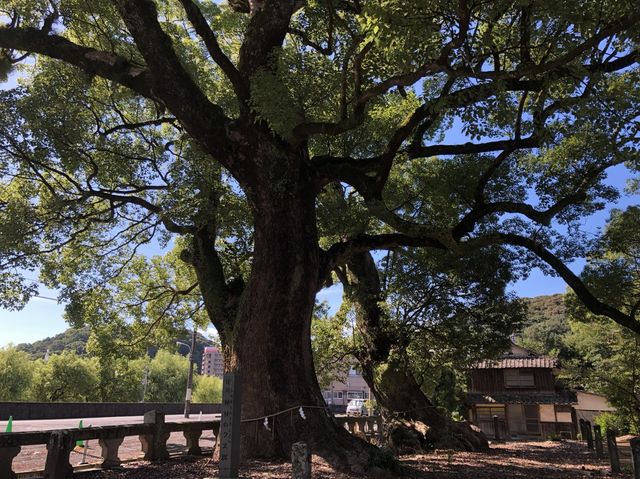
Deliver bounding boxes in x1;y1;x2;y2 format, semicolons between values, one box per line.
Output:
10;275;61;302
34;295;59;302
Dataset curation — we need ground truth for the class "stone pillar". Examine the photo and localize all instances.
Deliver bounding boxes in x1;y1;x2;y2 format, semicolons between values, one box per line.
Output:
631;436;640;479
291;442;311;479
493;415;501;441
585;421;594;450
44;431;74;479
219;372;242;479
99;437;124;469
139;411;170;460
0;445;21;479
594;425;604;459
606;428;621;473
184;429;202;455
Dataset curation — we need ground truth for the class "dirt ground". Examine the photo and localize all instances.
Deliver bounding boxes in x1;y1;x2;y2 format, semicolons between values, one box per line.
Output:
76;440;632;479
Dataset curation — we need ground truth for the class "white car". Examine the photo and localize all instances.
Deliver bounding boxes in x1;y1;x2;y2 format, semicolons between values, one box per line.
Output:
346;399;366;416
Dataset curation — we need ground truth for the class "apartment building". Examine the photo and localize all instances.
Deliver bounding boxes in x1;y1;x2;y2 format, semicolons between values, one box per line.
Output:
322;367;371;408
201;346;224;378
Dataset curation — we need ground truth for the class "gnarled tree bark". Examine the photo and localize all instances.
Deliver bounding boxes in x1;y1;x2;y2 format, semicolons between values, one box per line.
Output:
344;251;488;453
188;151;399;474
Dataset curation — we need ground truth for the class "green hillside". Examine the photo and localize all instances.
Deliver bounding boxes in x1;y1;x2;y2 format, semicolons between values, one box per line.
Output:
16;327;91;358
15;327;214;370
517;294;570;356
522;293;566;323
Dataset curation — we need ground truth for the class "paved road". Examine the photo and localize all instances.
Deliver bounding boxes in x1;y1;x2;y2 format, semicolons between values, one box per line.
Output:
0;413;220;432
1;414;220;476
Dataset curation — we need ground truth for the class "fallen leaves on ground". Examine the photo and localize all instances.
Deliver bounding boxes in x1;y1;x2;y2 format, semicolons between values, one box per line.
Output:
78;440;632;478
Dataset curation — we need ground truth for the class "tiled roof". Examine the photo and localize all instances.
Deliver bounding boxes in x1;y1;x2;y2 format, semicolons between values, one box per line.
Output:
467;390;577;405
474;356;558;369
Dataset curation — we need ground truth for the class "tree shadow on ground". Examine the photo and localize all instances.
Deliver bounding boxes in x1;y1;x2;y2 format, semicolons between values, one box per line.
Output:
401;440;626;479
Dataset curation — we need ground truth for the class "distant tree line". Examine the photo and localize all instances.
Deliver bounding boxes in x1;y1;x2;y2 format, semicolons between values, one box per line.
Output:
0;347;221;404
14;326;212;370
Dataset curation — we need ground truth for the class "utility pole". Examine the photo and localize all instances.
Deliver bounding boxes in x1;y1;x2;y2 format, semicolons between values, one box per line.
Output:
141;365;149;403
184;327;197;418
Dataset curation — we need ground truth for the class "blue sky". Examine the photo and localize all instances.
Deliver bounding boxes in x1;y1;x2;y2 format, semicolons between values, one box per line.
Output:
2;165;635;347
0;69;638;347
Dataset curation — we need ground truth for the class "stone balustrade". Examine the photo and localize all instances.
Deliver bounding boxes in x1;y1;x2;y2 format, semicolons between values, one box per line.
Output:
0;412;383;478
340;416;383;443
0;410;220;479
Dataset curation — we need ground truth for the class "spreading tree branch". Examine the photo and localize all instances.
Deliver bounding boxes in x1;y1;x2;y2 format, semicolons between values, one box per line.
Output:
177;0;249;101
0;26;153;97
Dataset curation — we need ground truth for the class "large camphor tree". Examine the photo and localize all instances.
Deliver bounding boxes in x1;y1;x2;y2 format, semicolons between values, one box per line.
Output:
339;246;523;452
0;0;639;473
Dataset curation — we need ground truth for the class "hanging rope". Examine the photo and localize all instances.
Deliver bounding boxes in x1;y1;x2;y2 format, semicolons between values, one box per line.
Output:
240;405;330;423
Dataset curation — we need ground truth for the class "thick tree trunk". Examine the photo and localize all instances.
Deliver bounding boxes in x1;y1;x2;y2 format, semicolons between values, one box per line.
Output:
368;354;488;453
346;252;488;453
199;158;399;476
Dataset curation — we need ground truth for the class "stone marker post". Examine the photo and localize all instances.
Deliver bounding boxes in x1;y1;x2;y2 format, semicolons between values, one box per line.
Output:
585;421;594;450
493;415;501;441
291;442;311;479
631;436;640;479
593;424;604;459
606;428;621;473
219;372;242;479
44;431;74;479
139;411;169;460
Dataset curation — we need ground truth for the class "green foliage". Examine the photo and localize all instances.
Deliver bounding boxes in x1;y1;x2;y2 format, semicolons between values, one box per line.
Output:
29;351;99;402
311;302;353;389
93;355;146;403
386;246;526;383
0;1;638;445
558;206;640;431
0;0;636;340
136;350;189;403
595;412;635;435
0;347;33;401
561;317;640;432
193;374;223;404
0;51;14;83
2;341;209;405
517;294;571;357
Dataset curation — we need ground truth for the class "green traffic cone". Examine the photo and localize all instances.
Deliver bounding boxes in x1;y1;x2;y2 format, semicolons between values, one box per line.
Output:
76;420;84;447
5;416;12;433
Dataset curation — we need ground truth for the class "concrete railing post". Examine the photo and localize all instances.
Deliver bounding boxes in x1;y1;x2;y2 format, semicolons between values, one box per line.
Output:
0;445;20;479
493;415;501;441
585;421;594;450
44;431;73;479
346;420;354;434
212;423;221;456
291;442;311;479
631;437;640;479
183;429;202;455
99;437;124;469
606;428;621;473
139;411;169;460
366;419;375;440
594;425;604;459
